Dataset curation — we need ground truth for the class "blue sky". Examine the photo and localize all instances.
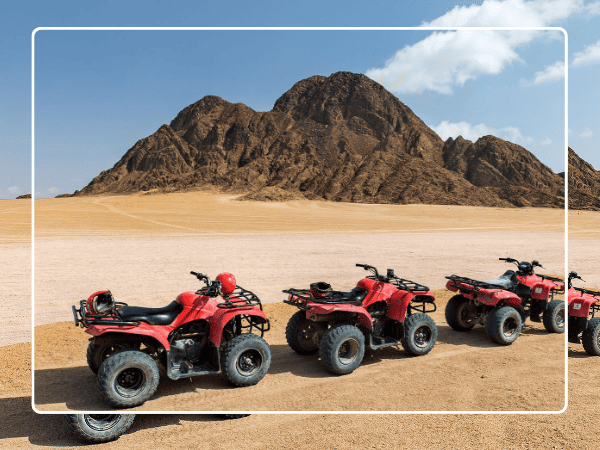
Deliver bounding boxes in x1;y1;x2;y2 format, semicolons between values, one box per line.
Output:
1;0;599;199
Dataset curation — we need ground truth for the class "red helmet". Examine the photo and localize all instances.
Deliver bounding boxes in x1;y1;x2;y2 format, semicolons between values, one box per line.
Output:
216;273;236;295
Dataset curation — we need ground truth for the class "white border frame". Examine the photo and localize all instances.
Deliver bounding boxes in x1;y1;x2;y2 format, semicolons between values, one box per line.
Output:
31;26;569;415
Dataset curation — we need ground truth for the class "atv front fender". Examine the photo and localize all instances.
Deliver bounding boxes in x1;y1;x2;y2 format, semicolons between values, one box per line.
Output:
209;308;269;347
387;290;435;323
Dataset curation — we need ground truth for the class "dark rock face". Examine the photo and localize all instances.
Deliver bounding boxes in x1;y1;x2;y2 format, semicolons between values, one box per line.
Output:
75;71;564;208
568;148;600;211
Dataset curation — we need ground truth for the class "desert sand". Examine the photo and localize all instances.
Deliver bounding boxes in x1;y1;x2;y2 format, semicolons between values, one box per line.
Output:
0;192;587;447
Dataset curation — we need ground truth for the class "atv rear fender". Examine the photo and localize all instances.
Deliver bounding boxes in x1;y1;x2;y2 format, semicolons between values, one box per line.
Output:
387;290;435;323
86;323;171;351
305;303;373;328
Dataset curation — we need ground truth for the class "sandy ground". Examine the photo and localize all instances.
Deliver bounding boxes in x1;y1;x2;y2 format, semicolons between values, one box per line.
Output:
0;193;582;446
1;341;597;449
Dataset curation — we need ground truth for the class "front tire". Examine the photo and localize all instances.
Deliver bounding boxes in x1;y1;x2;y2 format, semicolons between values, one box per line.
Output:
285;311;327;355
445;295;477;331
318;324;365;375
401;313;437;356
542;300;566;334
98;350;160;408
485;306;522;345
582;318;600;356
65;414;135;443
221;334;271;387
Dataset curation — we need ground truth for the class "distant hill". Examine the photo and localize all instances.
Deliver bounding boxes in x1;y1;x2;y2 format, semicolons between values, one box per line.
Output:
568;147;600;210
74;71;564;208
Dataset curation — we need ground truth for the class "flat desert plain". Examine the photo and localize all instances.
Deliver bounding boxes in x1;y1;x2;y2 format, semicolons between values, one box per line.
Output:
0;192;590;448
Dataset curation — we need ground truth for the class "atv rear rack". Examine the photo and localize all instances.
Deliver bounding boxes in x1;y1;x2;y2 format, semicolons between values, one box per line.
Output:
282;288;362;307
72;300;140;328
217;286;264;310
446;275;514;292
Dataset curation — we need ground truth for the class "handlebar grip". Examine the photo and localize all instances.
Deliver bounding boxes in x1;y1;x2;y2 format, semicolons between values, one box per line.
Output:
356;264;366;268
190;271;198;276
499;258;508;261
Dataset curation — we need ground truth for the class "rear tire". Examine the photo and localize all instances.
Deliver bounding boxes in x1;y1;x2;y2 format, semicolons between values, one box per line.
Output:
98;350;160;408
65;414;135;443
542;300;566;334
221;334;271;387
485;306;522;345
401;313;437;356
87;338;141;374
285;311;327;355
445;295;477;331
582;318;600;356
319;324;365;375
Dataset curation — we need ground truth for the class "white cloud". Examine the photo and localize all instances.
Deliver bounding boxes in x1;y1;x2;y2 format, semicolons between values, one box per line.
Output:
529;60;565;84
572;39;600;67
585;1;600;15
47;187;60;194
432;120;550;145
366;0;583;94
7;186;21;195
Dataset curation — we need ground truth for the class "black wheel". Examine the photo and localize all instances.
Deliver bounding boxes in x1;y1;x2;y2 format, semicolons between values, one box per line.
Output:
65;414;135;443
582;318;600;356
484;306;522;345
318;324;365;375
542;300;566;334
87;338;141;374
401;313;438;356
221;334;271;387
223;414;250;419
97;350;160;408
445;295;477;331
285;310;327;355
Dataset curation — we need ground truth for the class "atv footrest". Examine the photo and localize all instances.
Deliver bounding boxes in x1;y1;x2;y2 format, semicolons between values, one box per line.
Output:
368;335;400;350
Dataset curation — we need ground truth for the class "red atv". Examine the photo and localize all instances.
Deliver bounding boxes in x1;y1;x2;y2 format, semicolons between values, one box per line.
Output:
283;263;438;375
445;257;565;345
568;271;600;355
72;271;271;408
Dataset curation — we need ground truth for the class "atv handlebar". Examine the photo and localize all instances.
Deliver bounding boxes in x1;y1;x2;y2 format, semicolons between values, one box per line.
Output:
190;271;222;296
356;263;381;280
499;258;545;269
568;271;585;288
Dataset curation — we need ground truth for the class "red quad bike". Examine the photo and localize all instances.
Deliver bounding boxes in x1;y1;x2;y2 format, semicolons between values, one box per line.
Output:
283;263;438;375
72;271;271;408
568;271;600;356
445;257;565;345
64;414;250;444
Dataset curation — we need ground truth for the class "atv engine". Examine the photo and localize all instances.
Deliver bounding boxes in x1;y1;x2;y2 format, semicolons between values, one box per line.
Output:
368;303;388;337
169;321;209;371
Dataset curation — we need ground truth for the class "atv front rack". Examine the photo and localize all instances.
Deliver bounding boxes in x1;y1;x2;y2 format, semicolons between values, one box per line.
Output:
573;286;600;298
72;300;139;328
446;275;514;292
386;276;430;292
217;286;264;310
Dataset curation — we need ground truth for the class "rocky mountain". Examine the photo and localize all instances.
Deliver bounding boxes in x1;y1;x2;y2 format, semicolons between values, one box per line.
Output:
75;71;564;208
568;148;600;210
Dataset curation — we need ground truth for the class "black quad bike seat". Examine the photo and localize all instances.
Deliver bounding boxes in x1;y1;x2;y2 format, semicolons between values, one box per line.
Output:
484;270;518;290
116;301;184;326
330;287;369;305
